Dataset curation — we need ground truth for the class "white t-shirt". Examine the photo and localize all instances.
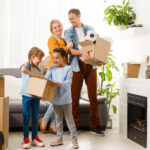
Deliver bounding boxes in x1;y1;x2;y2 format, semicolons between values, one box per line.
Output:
75;27;85;50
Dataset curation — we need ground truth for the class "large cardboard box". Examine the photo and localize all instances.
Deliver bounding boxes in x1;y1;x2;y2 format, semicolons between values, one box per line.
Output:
0;76;4;97
0;97;9;149
79;37;111;65
26;75;57;101
123;62;141;78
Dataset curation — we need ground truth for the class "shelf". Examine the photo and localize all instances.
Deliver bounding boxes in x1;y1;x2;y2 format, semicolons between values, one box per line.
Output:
117;27;145;37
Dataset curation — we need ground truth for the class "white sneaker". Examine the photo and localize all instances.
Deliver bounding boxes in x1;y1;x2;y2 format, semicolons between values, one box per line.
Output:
32;136;45;147
22;137;31;149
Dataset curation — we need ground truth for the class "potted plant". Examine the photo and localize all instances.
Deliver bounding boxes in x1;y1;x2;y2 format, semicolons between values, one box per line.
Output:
104;0;136;29
97;53;120;128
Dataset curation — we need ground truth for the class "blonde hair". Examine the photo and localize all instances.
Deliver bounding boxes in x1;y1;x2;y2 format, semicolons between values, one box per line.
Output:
50;19;62;33
28;47;45;66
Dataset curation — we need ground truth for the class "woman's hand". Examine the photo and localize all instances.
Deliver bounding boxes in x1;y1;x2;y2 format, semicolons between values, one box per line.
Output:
66;41;73;49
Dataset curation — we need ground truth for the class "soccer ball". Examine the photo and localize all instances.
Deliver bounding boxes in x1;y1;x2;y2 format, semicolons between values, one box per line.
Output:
84;31;97;43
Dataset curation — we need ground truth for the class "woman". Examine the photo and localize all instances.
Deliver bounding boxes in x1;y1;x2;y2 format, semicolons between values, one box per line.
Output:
38;19;73;134
48;19;73;68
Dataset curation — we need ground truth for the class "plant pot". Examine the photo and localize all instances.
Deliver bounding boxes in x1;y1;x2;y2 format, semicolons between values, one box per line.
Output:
106;115;112;129
117;25;128;30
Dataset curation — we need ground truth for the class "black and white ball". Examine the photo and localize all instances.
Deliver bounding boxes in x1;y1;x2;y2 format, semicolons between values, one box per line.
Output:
84;31;97;43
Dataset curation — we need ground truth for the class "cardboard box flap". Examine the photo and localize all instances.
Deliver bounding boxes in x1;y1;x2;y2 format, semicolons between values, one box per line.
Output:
30;73;45;79
79;40;93;47
96;37;111;50
122;61;142;65
43;81;57;101
94;37;110;63
0;76;4;97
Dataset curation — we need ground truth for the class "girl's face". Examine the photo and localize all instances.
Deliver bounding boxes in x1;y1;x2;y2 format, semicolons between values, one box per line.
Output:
31;56;43;67
52;52;65;67
52;22;63;38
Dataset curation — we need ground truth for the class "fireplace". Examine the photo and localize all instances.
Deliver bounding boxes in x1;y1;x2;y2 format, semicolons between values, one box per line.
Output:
127;93;147;148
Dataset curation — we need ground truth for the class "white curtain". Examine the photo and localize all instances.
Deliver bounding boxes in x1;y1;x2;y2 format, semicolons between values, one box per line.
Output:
0;0;114;68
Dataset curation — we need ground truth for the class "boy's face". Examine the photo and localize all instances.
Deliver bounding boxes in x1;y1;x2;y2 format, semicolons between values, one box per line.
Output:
68;13;81;27
31;56;43;67
52;52;64;67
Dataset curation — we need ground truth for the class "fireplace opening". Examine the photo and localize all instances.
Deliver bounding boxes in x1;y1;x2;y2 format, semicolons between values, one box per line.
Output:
127;93;147;148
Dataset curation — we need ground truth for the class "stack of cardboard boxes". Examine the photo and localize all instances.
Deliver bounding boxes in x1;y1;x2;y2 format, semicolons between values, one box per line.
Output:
0;76;9;150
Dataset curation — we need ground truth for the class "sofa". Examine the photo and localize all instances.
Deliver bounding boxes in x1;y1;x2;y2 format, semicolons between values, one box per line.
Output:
0;68;108;130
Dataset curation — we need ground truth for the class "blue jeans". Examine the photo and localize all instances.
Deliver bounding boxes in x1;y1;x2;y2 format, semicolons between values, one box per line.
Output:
22;96;40;139
43;103;56;125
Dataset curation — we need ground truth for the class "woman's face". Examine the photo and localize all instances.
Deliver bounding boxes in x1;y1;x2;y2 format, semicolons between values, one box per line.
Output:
52;22;63;37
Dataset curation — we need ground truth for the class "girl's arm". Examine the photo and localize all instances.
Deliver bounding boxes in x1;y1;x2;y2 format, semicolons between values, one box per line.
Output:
21;65;30;74
44;68;52;81
61;67;72;88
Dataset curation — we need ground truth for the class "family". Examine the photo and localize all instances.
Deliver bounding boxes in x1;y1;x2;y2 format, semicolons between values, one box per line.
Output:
20;8;104;149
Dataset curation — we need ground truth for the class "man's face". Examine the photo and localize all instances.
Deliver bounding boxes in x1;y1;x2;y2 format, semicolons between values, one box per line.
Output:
68;13;80;27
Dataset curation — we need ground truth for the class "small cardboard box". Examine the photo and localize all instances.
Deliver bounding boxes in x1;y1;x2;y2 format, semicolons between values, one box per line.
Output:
79;37;111;65
123;62;141;78
26;74;57;101
0;76;4;97
0;97;9;149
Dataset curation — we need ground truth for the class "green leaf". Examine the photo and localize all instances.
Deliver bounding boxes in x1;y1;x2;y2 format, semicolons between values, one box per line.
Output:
112;105;117;114
106;70;112;81
123;0;125;5
99;72;106;81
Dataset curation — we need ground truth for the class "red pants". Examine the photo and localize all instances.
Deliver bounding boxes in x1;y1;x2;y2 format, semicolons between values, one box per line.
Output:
71;61;100;128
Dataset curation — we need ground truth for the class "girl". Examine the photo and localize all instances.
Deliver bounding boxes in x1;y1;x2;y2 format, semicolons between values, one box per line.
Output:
45;48;79;149
38;19;73;134
20;47;45;149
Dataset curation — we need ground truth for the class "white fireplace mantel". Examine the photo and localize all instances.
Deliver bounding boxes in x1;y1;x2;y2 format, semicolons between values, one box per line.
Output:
119;78;150;149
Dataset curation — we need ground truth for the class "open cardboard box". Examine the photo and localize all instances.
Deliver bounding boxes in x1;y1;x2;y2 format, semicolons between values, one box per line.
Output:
0;76;9;149
79;37;111;65
26;71;57;101
122;62;141;78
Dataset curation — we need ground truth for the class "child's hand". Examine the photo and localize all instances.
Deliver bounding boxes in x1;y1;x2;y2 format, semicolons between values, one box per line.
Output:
21;65;30;74
55;82;62;86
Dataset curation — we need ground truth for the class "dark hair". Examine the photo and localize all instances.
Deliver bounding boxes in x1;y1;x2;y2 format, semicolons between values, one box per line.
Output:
68;8;80;15
28;47;45;66
53;48;67;58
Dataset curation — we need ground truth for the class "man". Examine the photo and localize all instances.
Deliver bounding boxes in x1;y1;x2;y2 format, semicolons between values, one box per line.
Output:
64;8;104;136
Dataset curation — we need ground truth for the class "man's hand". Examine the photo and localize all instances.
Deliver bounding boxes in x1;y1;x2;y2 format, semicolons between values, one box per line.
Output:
97;63;103;66
81;49;93;60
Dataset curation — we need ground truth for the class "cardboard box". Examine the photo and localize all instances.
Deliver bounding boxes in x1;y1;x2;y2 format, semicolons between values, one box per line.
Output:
79;37;111;65
0;97;9;149
123;62;141;78
0;76;4;97
26;75;57;101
